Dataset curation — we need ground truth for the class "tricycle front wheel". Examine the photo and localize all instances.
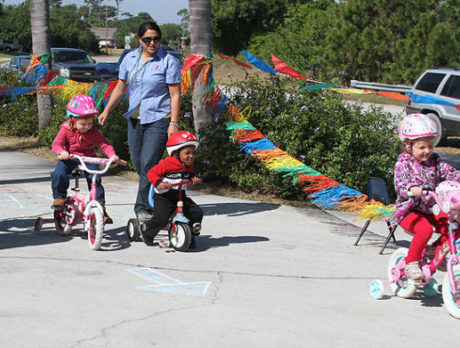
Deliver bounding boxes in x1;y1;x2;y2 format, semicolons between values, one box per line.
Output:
169;222;192;252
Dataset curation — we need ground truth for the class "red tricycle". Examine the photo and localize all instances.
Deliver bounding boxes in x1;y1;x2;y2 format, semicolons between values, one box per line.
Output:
126;180;199;252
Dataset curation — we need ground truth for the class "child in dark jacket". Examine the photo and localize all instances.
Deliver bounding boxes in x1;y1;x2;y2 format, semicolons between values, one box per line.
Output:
142;131;203;247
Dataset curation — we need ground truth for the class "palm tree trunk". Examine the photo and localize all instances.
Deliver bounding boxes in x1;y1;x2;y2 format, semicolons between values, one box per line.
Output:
30;0;52;133
189;0;211;135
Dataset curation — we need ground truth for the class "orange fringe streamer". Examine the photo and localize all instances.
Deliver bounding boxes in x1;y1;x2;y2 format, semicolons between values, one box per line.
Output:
181;69;191;94
251;148;288;162
334;194;372;213
226;102;246;122
233;129;265;143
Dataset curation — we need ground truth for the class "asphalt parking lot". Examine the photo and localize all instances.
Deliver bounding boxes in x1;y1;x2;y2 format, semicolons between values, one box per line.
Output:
1;150;460;347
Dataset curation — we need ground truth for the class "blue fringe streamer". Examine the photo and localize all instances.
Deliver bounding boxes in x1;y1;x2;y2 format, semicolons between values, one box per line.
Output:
309;184;362;209
0;87;37;100
21;64;49;85
238;138;276;154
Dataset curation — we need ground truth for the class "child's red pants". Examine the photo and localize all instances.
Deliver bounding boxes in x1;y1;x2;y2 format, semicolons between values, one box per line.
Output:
400;211;460;263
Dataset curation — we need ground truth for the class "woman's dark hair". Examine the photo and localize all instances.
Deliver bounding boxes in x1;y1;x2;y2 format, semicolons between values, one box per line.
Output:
138;21;162;38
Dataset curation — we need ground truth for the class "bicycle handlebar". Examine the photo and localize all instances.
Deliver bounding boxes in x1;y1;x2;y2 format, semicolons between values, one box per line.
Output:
171;180;192;187
67;154;114;175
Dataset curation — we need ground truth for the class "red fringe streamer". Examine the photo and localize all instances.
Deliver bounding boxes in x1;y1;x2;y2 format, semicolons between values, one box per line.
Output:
295;174;339;195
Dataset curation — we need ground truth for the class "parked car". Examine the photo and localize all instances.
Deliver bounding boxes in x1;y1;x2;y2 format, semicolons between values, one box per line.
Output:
96;48;184;81
0;39;19;52
51;48;98;82
3;55;31;73
406;67;460;145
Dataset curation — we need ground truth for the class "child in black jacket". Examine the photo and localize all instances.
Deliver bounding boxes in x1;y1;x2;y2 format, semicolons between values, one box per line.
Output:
143;131;203;247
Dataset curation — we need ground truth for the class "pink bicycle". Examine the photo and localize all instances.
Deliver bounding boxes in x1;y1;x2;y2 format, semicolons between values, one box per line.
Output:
370;181;460;319
34;154;124;250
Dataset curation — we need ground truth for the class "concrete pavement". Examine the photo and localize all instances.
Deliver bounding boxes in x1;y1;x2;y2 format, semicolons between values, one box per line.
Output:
1;150;460;347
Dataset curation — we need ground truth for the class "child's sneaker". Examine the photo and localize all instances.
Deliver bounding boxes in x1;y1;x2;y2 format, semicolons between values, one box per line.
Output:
102;206;113;224
192;222;201;235
404;261;424;280
53;198;65;210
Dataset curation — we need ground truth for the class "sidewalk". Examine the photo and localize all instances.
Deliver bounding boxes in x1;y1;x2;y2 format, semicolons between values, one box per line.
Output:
0;150;458;347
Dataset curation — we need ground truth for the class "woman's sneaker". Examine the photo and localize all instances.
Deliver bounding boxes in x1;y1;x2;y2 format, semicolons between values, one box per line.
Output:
137;210;153;224
404;261;424;280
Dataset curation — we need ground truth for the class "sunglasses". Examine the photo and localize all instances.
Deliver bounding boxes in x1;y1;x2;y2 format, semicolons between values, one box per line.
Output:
141;36;161;44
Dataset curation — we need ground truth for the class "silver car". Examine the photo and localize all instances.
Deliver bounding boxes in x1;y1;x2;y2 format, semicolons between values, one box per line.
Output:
406;67;460;145
4;55;31;73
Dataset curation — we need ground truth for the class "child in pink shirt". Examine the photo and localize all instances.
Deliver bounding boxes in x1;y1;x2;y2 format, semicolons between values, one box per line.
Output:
51;95;124;223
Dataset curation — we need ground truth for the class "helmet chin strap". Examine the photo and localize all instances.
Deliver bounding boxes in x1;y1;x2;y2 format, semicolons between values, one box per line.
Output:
404;140;412;153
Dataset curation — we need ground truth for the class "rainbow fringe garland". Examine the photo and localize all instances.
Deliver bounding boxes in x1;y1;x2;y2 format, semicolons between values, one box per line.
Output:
1;52;402;222
181;55;397;221
0;54;117;110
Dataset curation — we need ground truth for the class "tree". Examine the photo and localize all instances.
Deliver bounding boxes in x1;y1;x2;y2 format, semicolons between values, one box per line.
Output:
177;8;190;40
189;0;212;134
211;0;294;55
30;0;52;133
84;0;103;24
114;0;123;19
49;0;63;8
160;23;182;47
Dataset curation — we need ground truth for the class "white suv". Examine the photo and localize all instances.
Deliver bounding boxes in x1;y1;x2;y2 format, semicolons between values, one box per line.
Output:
406;67;460;145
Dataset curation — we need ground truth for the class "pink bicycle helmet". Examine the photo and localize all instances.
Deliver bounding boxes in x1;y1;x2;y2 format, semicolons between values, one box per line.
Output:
66;95;99;117
166;131;199;155
398;113;438;141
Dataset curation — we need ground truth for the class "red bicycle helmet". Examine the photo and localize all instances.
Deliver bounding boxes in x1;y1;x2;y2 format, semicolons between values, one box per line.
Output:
166;131;199;155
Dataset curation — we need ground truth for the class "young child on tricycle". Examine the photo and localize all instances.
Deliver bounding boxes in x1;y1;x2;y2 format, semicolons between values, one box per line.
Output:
141;130;203;249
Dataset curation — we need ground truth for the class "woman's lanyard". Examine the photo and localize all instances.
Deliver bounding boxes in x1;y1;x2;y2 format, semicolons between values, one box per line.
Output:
128;53;150;83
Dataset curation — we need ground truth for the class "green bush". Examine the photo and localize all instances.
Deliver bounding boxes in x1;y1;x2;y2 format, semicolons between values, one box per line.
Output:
0;70;39;136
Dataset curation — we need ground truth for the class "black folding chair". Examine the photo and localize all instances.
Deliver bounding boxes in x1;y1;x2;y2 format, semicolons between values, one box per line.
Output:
354;176;398;254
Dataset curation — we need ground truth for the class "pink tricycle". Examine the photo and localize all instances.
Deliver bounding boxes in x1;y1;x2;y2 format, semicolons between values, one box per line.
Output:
370;181;460;319
34;154;123;250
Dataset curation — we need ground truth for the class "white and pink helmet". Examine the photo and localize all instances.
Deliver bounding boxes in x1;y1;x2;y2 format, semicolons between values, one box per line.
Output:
398;113;438;141
66;95;99;117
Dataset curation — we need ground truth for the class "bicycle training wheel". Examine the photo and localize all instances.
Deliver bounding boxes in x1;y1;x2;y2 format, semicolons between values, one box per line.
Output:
442;264;460;319
126;218;140;242
34;217;43;233
169;222;192;252
387;248;418;298
87;207;104;250
54;210;67;236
